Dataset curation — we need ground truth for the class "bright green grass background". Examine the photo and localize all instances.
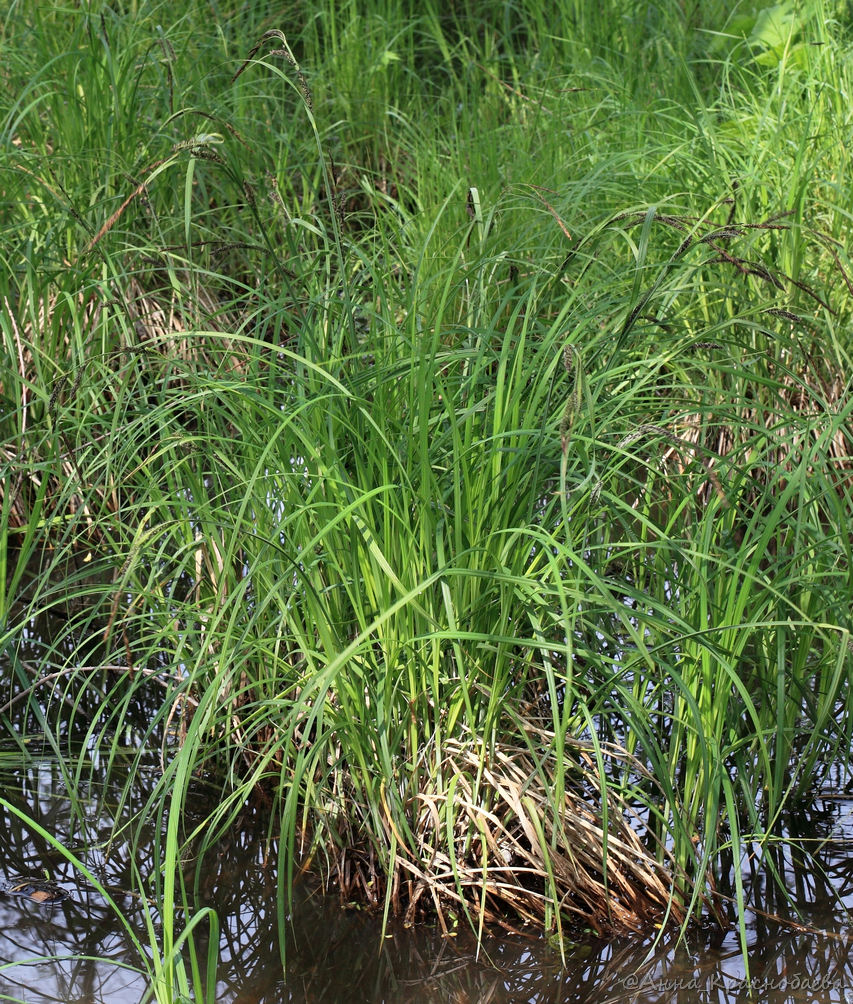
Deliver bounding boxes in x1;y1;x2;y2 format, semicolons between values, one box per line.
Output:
2;0;853;998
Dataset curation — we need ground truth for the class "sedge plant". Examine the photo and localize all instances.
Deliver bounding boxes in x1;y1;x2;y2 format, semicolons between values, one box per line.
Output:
1;0;852;992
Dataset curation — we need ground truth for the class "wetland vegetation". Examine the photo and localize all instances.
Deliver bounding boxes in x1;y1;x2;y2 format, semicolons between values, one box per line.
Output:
2;0;853;999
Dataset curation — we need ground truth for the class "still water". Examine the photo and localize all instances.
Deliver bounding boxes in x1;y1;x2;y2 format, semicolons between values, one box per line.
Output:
2;606;853;1003
1;746;852;1004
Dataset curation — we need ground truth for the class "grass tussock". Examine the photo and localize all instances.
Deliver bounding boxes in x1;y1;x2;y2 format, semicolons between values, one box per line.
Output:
2;0;853;994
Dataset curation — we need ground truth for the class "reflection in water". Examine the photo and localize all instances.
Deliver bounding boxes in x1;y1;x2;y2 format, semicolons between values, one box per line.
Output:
2;614;853;1002
2;751;853;1003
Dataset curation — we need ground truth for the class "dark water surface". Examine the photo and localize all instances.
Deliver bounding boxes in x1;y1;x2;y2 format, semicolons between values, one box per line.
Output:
2;750;853;1004
2;613;853;1003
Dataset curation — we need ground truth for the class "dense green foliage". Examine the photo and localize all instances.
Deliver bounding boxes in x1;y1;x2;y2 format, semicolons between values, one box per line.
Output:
2;0;853;997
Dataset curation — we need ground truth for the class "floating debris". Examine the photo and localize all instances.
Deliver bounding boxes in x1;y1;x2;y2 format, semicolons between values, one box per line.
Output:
2;877;69;905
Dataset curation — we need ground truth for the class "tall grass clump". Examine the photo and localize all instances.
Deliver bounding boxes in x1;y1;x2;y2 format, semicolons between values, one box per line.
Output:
2;0;853;990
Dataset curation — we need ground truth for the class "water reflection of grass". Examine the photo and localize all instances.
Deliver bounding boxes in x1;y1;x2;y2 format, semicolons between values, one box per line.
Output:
2;0;853;997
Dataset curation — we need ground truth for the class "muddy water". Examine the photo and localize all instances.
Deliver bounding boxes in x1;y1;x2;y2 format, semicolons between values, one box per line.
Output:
1;748;853;1004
